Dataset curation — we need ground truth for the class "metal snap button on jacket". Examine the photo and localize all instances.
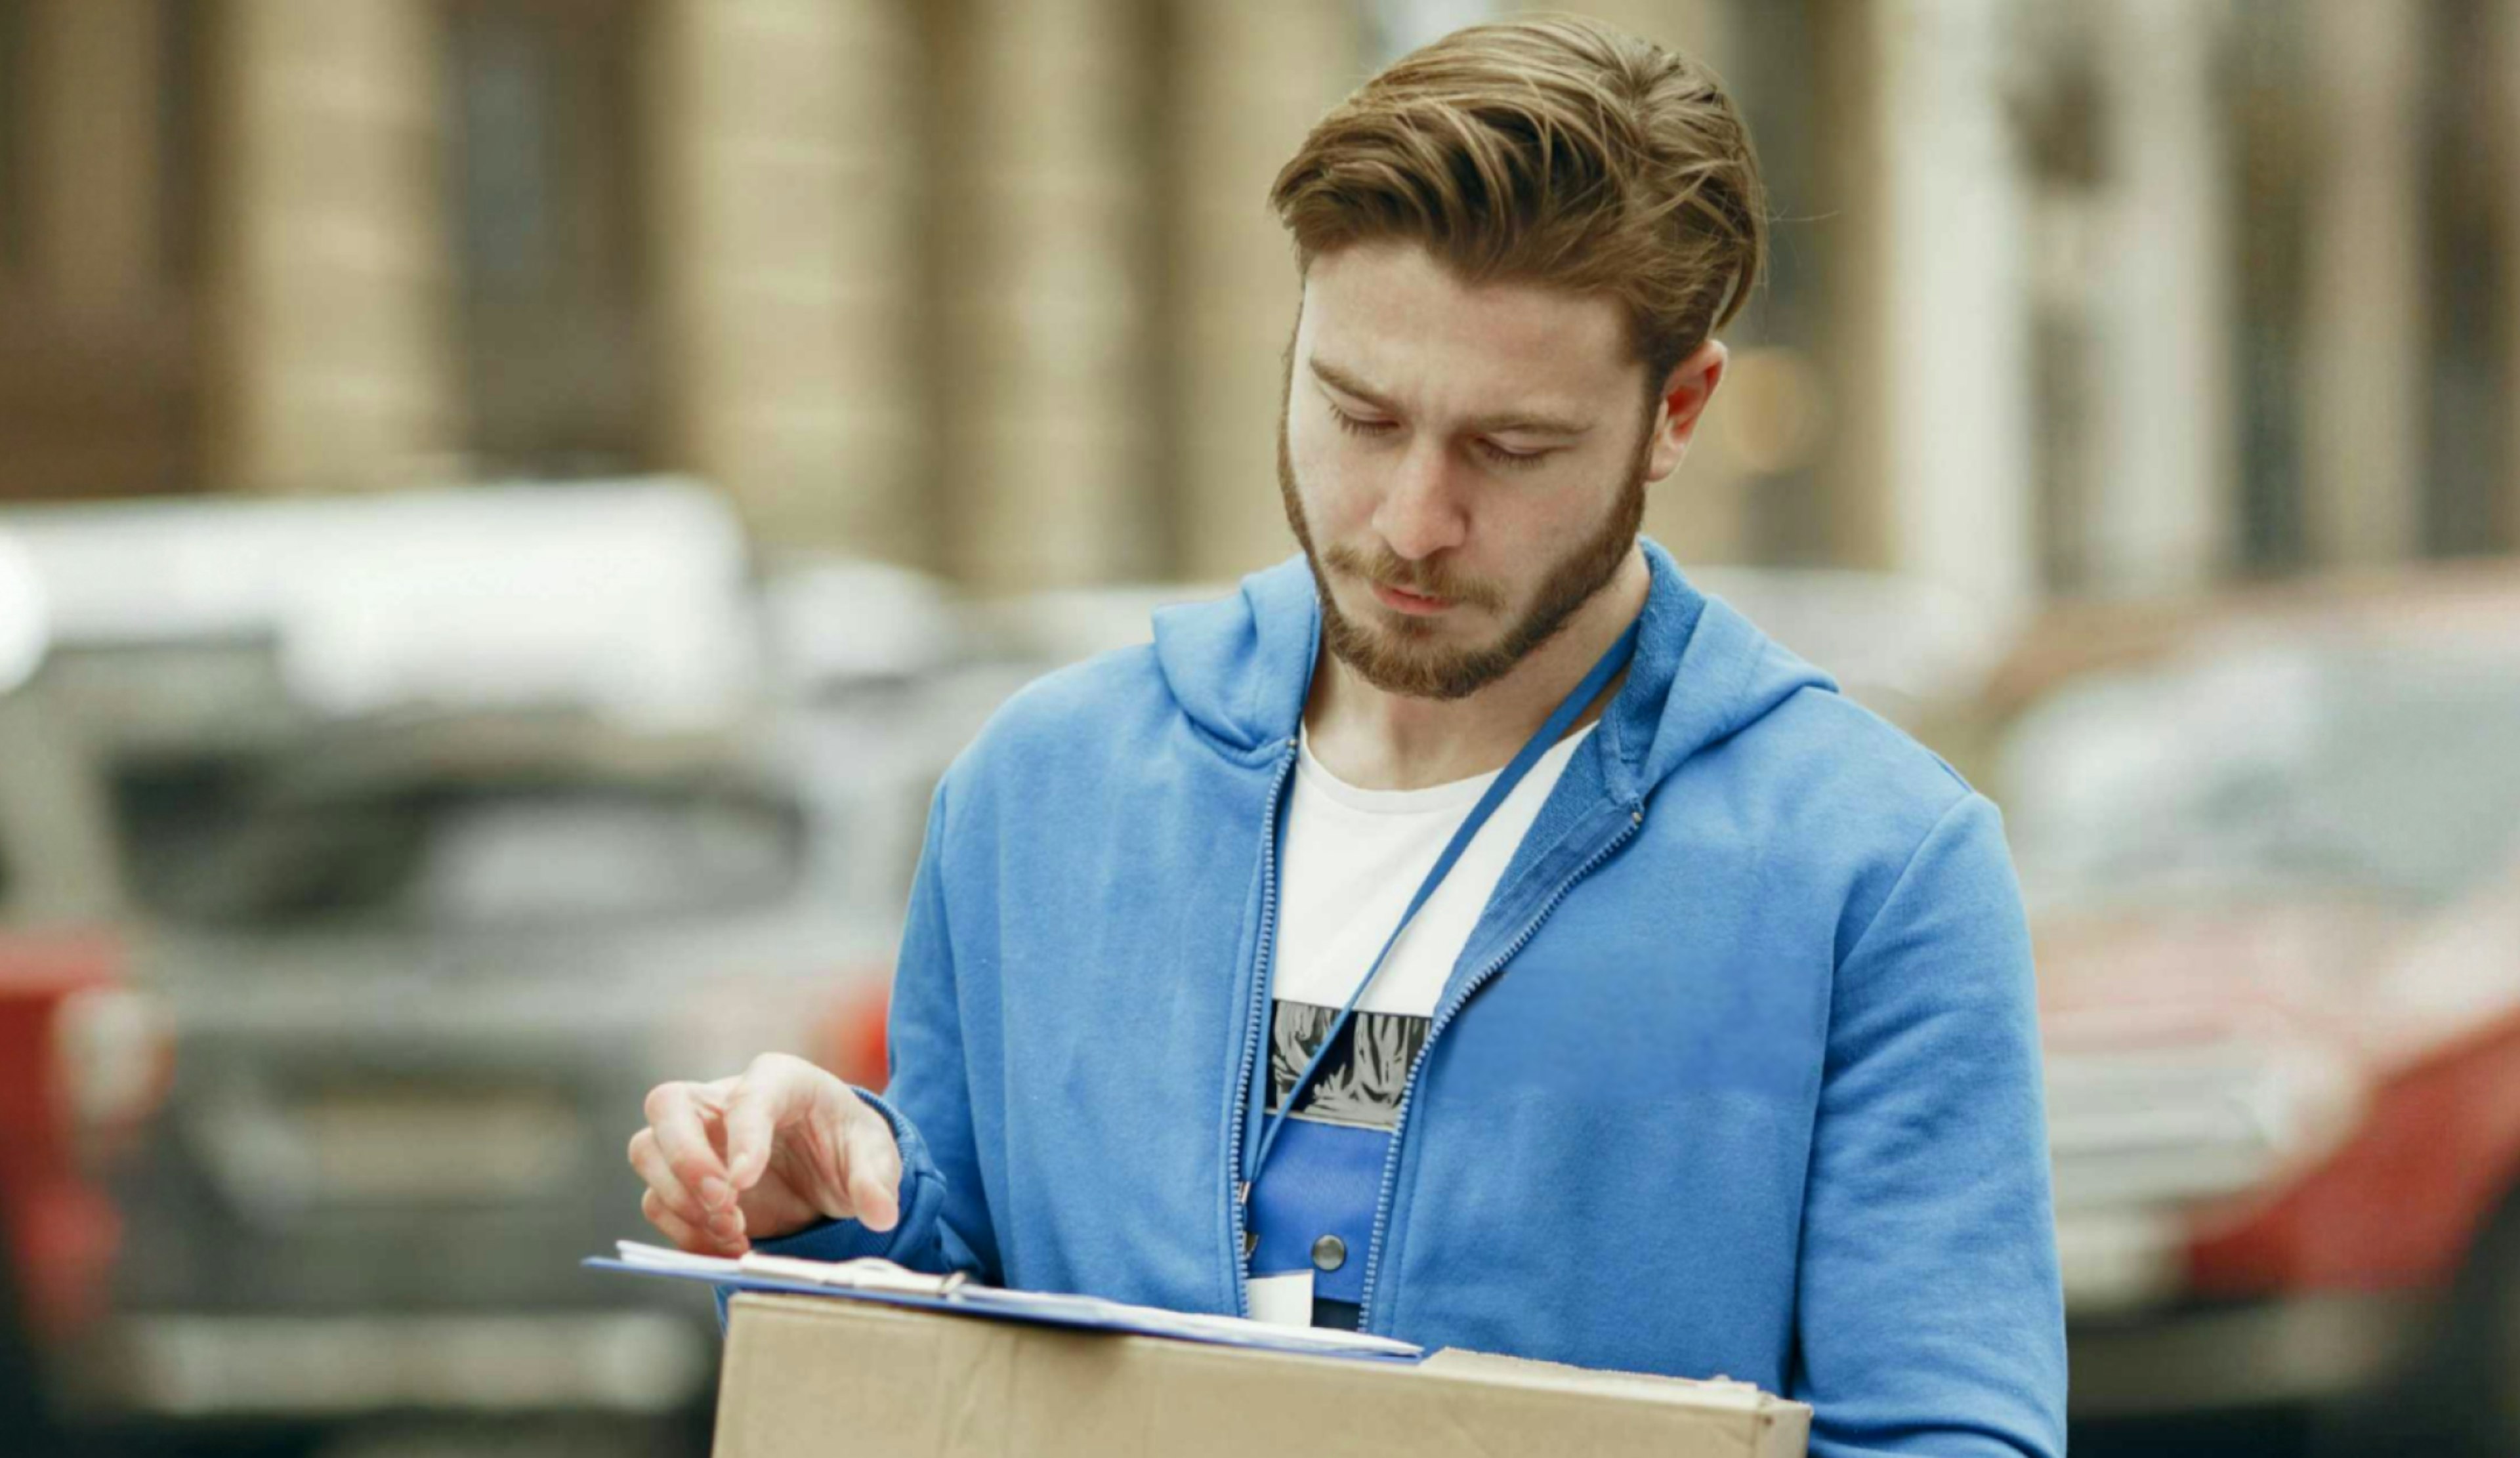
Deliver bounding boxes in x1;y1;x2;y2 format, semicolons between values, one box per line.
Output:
1310;1234;1347;1272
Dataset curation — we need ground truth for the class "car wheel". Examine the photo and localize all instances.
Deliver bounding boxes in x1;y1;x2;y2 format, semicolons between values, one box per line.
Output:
0;1236;64;1458
2429;1192;2520;1458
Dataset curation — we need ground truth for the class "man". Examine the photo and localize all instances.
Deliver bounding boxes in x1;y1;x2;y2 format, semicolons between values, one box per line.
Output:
629;16;2066;1457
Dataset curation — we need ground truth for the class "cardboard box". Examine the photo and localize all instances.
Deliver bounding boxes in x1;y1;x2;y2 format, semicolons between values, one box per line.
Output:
714;1291;1811;1457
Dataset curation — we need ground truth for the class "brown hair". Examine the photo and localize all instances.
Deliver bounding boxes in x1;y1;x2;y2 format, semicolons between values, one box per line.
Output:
1270;14;1767;389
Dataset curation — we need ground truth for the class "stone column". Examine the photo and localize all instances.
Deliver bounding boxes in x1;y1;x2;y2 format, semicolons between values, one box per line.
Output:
935;0;1160;593
1167;0;1358;584
10;0;196;499
2084;0;2235;594
1863;0;2038;614
644;0;932;562
28;0;161;322
2298;0;2426;566
205;0;463;493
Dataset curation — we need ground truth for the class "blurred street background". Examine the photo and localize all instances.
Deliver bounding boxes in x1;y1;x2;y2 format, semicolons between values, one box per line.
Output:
2;0;2517;1454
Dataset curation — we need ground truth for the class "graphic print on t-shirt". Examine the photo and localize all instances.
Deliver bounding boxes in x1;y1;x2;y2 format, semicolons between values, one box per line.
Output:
1245;718;1597;1330
1267;998;1429;1129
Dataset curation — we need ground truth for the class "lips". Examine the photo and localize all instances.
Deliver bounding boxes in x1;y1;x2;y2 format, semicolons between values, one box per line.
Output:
1372;581;1454;615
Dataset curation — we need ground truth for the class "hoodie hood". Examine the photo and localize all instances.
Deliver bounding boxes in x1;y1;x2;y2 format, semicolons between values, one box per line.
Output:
1151;536;1836;794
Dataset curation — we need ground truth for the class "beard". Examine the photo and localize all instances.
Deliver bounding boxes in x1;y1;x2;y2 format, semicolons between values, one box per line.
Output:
1278;400;1652;703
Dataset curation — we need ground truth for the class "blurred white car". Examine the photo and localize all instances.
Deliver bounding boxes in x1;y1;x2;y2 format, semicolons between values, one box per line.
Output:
0;489;930;1449
3;478;762;730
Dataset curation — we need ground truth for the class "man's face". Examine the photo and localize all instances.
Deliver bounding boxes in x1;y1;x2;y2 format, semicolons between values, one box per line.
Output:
1278;241;1668;701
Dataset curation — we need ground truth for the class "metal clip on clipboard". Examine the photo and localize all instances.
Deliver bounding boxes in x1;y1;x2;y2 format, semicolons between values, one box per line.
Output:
737;1251;973;1299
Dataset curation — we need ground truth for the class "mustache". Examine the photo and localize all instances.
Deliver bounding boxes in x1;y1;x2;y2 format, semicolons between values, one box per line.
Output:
1321;543;1504;610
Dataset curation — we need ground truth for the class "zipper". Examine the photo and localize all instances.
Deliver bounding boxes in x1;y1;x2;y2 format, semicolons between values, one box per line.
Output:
1355;799;1646;1332
1225;737;1301;1318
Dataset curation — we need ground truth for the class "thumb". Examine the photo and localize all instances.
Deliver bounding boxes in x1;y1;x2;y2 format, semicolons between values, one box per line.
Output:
841;1102;902;1232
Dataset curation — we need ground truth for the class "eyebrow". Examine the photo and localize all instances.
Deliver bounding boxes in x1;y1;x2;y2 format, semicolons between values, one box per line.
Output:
1308;358;1595;438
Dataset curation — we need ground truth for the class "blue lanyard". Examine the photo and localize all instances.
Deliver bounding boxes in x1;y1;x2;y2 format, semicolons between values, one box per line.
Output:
1238;617;1641;1207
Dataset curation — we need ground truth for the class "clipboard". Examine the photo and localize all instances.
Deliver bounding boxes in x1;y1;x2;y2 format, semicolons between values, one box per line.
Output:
587;1241;1426;1363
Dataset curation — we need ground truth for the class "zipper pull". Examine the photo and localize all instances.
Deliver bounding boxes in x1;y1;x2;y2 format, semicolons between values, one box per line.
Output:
1236;1180;1252;1205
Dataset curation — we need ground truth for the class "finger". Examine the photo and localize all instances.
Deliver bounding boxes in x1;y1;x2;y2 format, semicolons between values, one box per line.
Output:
627;1128;709;1229
632;1126;745;1243
644;1081;732;1204
840;1099;902;1232
643;1188;738;1256
723;1055;814;1192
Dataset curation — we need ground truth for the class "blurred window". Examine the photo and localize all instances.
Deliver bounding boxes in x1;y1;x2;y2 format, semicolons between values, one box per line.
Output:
2229;3;2311;576
2000;640;2520;911
2419;0;2514;556
112;758;808;931
155;0;206;287
444;0;656;478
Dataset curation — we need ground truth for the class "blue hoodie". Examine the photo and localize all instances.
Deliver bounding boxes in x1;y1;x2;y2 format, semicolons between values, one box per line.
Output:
760;538;2067;1458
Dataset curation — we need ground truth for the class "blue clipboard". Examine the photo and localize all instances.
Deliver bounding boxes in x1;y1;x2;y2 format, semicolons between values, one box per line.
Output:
585;1246;1426;1365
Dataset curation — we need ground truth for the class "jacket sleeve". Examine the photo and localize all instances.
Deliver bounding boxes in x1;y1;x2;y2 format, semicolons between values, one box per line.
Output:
1790;790;2068;1458
717;776;1003;1324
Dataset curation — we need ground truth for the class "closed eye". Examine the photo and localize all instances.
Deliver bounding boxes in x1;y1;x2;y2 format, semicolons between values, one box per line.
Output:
1330;406;1398;440
1476;440;1553;470
1329;400;1557;470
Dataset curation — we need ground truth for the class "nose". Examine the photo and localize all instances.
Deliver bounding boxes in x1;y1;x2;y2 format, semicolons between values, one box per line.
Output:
1370;438;1469;563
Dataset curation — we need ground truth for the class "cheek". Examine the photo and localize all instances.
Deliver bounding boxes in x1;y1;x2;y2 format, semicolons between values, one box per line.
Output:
1288;422;1370;530
1525;460;1624;538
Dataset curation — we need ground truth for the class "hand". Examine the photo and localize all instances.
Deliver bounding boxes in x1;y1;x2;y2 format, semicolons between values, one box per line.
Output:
627;1052;903;1255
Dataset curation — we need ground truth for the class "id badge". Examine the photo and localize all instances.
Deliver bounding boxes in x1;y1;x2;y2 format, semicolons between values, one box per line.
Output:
1246;1269;1314;1327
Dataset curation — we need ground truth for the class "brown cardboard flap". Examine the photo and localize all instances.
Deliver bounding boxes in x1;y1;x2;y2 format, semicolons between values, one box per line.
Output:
716;1292;1811;1458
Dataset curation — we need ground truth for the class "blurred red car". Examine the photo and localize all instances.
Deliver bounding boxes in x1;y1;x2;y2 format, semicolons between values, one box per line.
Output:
0;911;172;1451
0;935;145;1337
1972;563;2520;1448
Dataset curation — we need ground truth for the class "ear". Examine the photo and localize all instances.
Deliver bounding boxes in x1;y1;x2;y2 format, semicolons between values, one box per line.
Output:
1642;339;1728;484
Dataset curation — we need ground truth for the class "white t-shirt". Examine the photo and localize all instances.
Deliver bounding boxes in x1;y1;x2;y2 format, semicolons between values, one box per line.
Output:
1248;717;1597;1326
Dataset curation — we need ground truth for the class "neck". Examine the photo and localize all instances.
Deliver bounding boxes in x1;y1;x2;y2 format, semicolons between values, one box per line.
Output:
1303;546;1649;791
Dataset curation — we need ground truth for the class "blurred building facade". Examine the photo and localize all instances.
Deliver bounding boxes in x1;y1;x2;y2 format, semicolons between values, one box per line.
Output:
0;0;2513;610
